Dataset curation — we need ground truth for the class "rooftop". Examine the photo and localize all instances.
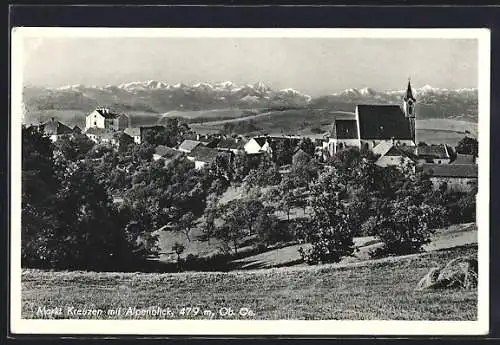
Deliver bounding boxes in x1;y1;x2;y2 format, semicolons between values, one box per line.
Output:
41;119;73;136
357;104;413;141
416;145;450;159
94;107;125;120
178;139;203;152
124;127;141;137
154;145;181;159
189;145;220;163
331;119;358;139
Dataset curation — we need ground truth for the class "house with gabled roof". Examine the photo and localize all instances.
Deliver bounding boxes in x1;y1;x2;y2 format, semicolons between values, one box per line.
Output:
84;127;119;145
178;139;203;153
39;118;74;142
123;127;141;144
372;140;417;168
187;145;221;170
244;135;301;156
85;107;129;131
244;136;271;155
415;144;451;164
422;163;478;192
216;137;245;155
153;145;183;166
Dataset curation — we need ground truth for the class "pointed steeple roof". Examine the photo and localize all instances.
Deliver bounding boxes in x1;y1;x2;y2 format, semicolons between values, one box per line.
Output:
404;78;416;102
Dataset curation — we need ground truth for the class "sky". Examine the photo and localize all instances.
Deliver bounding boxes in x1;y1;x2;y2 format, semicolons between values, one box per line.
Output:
21;36;478;96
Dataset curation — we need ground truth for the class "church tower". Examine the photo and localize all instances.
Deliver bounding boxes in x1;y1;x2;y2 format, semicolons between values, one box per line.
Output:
403;78;417;144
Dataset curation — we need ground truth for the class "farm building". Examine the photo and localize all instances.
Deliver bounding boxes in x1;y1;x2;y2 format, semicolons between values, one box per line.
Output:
85;107;129;131
421;163;478;192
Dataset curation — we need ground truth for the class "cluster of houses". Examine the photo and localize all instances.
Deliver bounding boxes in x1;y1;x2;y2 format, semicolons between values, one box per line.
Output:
32;80;478;193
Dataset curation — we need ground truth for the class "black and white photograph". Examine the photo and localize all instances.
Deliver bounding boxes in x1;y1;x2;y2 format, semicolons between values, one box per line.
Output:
10;28;490;335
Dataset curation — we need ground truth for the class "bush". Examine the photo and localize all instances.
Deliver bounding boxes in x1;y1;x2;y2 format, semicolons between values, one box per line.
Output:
299;213;355;265
256;217;293;246
446;192;476;224
364;199;446;257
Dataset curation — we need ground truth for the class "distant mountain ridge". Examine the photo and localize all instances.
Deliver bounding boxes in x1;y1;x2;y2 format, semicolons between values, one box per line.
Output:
23;81;478;123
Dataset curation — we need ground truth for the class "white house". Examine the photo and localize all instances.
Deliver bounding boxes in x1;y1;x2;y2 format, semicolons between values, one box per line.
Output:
244;137;271;155
85;107;129;131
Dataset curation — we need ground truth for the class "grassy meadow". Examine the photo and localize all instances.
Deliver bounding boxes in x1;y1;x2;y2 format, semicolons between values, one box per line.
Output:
21;244;477;320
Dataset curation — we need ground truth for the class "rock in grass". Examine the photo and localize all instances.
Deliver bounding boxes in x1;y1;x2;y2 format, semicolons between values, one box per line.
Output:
415;256;478;291
437;256;478;289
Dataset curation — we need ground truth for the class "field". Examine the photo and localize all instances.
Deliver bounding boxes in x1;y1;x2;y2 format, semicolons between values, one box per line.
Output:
21;244;477;320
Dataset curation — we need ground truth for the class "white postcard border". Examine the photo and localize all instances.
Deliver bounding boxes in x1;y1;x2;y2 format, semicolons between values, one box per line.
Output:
10;27;491;336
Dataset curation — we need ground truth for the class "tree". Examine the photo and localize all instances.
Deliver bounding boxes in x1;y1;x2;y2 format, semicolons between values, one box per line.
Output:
176;212;197;242
172;242;185;272
118;132;134;152
300;168;355;264
21;126;59;267
141;120;187;147
55;134;95;161
199;197;218;245
255;214;290;246
244;154;281;188
298;137;316;156
363;197;446;256
272;139;295;166
456;136;478;157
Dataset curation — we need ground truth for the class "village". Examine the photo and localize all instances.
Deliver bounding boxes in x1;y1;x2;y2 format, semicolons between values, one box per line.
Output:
34;80;478;194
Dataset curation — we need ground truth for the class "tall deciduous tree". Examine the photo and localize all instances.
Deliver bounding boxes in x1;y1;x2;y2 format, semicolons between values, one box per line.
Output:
300;168;355;264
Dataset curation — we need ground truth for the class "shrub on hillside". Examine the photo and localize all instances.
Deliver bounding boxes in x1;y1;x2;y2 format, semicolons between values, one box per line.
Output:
364;198;446;257
445;191;477;224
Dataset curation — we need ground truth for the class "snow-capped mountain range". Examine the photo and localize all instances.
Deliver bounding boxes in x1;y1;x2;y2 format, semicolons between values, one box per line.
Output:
54;80;476;98
23;80;478;122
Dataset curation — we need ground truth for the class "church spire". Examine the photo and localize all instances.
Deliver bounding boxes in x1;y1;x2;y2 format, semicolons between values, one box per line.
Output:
404;78;416;102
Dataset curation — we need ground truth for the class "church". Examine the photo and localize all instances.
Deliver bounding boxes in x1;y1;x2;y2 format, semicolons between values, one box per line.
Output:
327;80;417;156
